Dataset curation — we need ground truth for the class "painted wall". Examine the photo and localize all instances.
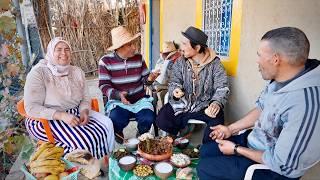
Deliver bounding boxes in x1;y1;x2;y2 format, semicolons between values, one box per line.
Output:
142;0;151;67
226;0;320;123
161;0;197;48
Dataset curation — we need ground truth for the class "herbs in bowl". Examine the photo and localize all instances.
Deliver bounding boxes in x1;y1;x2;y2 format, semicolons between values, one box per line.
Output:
112;148;130;160
182;147;200;158
137;136;173;161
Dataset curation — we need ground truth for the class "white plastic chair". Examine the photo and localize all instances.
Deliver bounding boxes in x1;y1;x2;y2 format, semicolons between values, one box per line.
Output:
244;164;270;180
238;130;271;180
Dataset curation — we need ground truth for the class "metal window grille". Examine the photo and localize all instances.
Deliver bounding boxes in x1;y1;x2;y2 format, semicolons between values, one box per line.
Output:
203;0;233;57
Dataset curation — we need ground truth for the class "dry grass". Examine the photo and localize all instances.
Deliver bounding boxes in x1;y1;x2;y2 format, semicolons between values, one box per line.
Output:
33;0;141;76
32;0;53;52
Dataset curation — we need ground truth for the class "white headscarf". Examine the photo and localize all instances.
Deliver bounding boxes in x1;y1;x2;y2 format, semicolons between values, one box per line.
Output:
45;37;72;76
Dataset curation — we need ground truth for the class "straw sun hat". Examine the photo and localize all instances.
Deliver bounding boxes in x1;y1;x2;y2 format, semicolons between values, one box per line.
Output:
161;41;177;53
107;26;141;51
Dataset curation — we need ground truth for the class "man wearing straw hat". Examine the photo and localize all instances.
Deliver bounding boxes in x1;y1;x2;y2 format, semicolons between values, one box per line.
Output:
153;41;181;86
98;26;158;144
149;41;181;112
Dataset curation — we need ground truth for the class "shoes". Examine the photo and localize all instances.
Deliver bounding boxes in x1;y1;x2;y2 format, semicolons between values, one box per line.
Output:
115;132;124;144
179;124;195;137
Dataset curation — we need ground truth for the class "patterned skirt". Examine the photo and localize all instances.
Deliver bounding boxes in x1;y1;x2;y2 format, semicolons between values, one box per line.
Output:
25;107;115;159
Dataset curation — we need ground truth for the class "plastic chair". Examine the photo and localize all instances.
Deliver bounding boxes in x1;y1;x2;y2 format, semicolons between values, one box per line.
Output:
17;98;100;143
236;129;271;180
244;164;270;180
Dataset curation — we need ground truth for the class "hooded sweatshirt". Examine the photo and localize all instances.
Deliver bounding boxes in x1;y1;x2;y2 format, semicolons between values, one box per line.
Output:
168;48;229;114
248;59;320;178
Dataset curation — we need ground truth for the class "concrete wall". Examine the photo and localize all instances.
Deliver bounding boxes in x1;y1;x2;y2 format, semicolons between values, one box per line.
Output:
162;0;196;44
226;0;320;122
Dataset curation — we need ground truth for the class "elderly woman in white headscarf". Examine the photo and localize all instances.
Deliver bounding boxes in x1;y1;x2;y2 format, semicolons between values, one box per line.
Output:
24;37;115;159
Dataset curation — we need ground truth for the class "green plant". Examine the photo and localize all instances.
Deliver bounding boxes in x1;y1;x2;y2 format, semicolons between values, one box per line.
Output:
0;0;30;178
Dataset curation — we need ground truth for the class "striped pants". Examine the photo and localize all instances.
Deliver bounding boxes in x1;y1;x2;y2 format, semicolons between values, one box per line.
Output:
25;107;115;159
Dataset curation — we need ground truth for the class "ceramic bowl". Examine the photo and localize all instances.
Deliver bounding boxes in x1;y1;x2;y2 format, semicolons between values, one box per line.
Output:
170;153;191;168
154;162;174;179
175;138;189;149
118;155;136;171
124;138;140;151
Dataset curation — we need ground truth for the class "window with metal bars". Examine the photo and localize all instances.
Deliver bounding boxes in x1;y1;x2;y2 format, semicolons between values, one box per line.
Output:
203;0;233;57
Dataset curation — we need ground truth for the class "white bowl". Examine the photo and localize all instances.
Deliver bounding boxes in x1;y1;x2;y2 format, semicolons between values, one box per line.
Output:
124;138;140;151
118;155;136;171
154;162;173;179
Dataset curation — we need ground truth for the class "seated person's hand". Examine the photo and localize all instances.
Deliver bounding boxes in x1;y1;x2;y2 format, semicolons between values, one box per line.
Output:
119;91;130;105
147;69;161;82
173;88;184;99
209;125;232;140
80;109;89;125
205;102;221;118
215;139;236;155
54;111;80;127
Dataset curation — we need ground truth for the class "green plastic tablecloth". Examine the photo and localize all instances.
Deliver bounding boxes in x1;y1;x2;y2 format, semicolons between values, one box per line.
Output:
108;148;199;180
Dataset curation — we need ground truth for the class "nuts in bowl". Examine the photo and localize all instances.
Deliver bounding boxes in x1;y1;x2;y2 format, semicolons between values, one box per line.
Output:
133;164;153;177
170;153;191;168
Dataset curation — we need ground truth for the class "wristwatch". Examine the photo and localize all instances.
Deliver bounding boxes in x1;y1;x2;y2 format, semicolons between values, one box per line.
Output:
234;144;240;156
